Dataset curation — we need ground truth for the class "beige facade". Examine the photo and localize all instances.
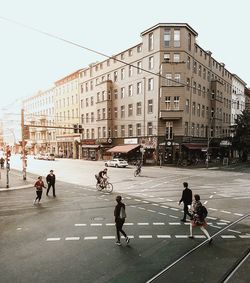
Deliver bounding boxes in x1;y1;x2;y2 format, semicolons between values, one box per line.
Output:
78;23;242;164
54;70;82;158
23;88;56;154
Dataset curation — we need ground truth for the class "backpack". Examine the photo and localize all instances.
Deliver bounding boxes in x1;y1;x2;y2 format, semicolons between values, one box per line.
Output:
197;205;208;220
120;206;127;219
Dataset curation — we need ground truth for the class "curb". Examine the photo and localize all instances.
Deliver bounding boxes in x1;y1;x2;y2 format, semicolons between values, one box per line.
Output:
0;184;33;192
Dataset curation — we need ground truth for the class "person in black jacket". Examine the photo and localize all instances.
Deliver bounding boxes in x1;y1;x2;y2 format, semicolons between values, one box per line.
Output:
46;170;56;197
114;195;130;246
179;182;193;222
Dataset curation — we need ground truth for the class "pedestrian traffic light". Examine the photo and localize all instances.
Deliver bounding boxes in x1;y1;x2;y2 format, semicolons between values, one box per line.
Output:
73;124;78;133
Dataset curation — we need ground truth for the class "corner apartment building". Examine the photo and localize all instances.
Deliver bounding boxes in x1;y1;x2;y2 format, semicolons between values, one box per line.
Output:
78;23;241;164
54;70;82;158
23;88;56;154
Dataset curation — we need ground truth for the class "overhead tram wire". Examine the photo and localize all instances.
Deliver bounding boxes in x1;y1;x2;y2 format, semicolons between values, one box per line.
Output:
0;15;221;95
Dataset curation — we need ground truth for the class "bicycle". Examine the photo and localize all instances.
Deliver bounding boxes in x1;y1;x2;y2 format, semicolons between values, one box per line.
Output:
95;175;113;193
134;167;141;177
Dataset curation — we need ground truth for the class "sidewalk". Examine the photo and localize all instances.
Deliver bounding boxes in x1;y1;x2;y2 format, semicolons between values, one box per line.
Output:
0;168;33;191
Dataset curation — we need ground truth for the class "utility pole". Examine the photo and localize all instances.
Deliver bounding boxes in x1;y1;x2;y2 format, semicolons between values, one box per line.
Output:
21;109;26;180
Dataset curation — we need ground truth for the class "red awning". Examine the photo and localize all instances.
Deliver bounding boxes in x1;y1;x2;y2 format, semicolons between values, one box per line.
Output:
107;144;140;153
183;143;207;150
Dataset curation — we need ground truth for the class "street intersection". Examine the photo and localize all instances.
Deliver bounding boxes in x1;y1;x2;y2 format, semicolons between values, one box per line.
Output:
0;155;249;282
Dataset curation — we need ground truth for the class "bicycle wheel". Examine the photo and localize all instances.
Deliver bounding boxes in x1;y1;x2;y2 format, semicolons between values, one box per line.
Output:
96;183;103;191
134;170;138;177
106;182;113;193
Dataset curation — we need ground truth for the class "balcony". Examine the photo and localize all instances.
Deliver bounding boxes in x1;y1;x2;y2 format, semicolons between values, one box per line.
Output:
160;109;183;120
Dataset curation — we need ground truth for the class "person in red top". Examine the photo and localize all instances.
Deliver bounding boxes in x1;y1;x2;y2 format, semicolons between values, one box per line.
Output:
34;176;46;205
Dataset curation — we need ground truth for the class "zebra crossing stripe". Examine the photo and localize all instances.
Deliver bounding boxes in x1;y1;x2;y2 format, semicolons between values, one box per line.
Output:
239;235;250;238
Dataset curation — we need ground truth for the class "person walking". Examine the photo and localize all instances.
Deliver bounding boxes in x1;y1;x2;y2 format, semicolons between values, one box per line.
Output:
0;157;5;169
189;194;212;243
114;195;130;246
46;170;56;197
34;176;46;204
179;182;193;222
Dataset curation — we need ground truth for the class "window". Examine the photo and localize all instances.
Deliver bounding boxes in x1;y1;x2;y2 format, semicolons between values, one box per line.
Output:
173;29;180;47
198;84;201;96
185;122;189;136
114;71;118;82
174;73;181;85
128;85;133;97
137;45;142;53
197;104;200;116
121;105;125;118
185;99;189;113
147;122;153;135
166;122;173;139
166;73;172;86
85;98;89;107
114;126;118;137
164;53;170;61
148;32;154;51
102;108;106;119
128;49;133;56
91;129;95;139
148;78;154;90
193;61;197;73
128;124;133;137
196;124;200;137
121;53;124;60
149;56;154;69
137;82;142;94
114;107;118;118
128;104;133;116
121;68;125;80
164;28;171;47
86;129;89;139
173;53;180;62
187;56;191;69
191;123;195;136
114;89;118;99
165;96;171;110
201;105;205;117
136;102;142;115
121;125;125;137
121;87;125;99
86;113;89;123
137;61;142;74
192;102;196;115
97;109;101;120
186;78;190;91
91;96;94;106
136;123;141;136
148;99;153;113
173;96;180;110
102;127;106;138
129;66;133;77
198;65;201;76
188;33;191;51
102;91;105;101
193;81;196;94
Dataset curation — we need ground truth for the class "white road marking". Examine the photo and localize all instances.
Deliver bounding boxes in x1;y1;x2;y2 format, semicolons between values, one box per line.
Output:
206;216;217;220
170;208;179;211
169;215;178;219
138;207;146;210
125;197;132;199
221;210;231;214
138;223;149;225
228;229;241;234
134;199;141;202
209;195;214;199
193;235;206;239
84;236;98;240
169;223;181;225
139;235;153;239
46;238;61;241
209;224;221;229
142;201;149;204
158;198;165;200
65;237;80;241
16;228;22;230
208;208;218;211
124;223;134;226
103;236;116;239
147;209;156;213
234;213;244;216
203;201;208;205
166;199;173;202
160;205;169;209
220;219;231;223
75;224;87;227
106;223;115;226
221;235;236;239
90;223;102;226
158;212;167;216
157;235;171;238
239;235;250;239
153;222;165;225
175;235;188;238
152;203;159;206
217;222;228;225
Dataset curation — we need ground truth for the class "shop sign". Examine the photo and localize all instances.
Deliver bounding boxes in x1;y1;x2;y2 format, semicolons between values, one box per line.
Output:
82;139;96;145
220;140;232;146
124;138;138;144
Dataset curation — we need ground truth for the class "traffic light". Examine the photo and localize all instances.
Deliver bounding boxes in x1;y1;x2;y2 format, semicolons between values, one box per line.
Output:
73;124;78;133
78;125;83;133
6;148;11;162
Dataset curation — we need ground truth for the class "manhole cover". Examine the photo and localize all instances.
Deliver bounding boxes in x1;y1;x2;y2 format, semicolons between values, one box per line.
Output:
92;217;105;221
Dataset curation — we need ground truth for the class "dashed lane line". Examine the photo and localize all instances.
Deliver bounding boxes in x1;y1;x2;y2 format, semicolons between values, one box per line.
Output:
46;238;61;241
221;235;236;239
65;237;80;241
221;210;231;214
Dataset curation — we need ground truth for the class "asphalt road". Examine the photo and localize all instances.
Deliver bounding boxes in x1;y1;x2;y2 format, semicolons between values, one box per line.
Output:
0;156;249;282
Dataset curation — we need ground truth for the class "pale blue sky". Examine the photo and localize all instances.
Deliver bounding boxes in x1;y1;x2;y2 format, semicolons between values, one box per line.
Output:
0;0;249;109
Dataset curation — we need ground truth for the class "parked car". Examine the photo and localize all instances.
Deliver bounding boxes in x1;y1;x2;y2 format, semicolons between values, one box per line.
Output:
34;153;44;160
104;158;128;168
44;153;55;161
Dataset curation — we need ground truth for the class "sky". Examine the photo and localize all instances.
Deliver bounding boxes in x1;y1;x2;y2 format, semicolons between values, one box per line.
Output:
0;0;249;110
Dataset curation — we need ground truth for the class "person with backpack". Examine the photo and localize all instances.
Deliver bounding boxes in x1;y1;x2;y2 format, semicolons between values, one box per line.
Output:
189;194;212;244
114;195;130;246
179;182;193;222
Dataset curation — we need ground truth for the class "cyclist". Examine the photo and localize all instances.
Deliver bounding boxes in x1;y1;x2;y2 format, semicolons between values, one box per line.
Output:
98;168;108;187
136;160;142;174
